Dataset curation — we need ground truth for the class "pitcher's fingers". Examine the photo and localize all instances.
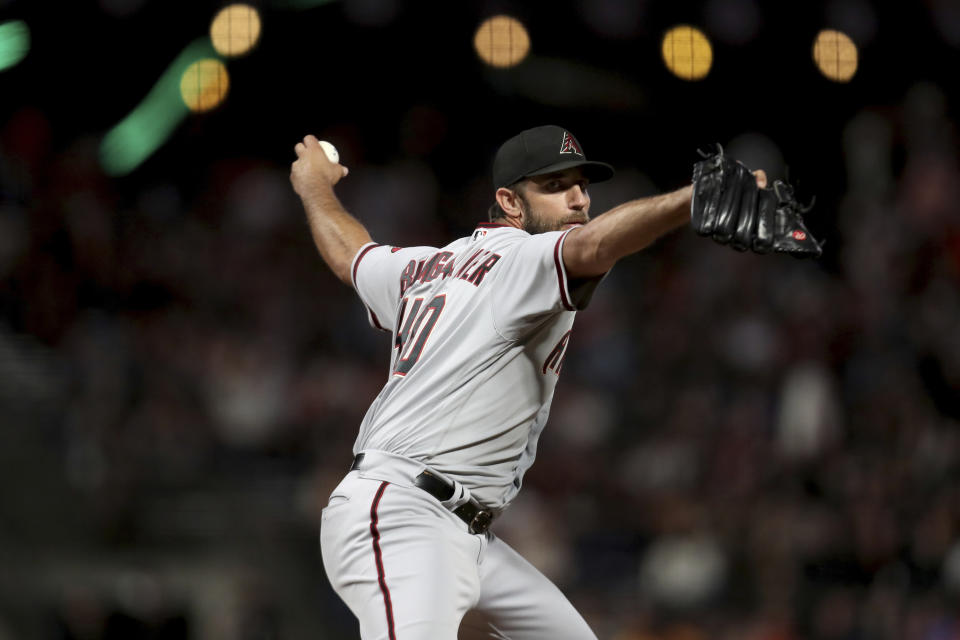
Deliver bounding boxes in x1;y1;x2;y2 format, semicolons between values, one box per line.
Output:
753;169;768;189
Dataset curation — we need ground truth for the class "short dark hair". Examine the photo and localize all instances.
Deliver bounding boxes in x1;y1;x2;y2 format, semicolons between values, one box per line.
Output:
488;181;527;222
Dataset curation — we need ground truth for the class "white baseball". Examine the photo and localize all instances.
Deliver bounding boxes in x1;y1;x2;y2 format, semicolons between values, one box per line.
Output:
319;140;339;163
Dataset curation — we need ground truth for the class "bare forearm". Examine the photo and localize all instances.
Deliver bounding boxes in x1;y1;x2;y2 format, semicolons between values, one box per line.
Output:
290;135;372;286
301;185;372;285
564;184;693;277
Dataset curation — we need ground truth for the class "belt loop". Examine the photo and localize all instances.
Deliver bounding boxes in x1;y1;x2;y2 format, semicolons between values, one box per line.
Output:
350;453;365;471
438;478;471;512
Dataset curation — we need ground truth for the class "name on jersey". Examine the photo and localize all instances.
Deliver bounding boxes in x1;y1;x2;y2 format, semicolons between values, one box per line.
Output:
399;249;502;296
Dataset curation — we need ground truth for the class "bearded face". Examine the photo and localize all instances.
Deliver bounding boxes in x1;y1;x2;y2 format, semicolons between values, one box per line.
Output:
517;190;590;235
494;167;592;234
518;193;559;235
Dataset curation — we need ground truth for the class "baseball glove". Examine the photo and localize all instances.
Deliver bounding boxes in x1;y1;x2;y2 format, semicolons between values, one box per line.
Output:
691;144;823;258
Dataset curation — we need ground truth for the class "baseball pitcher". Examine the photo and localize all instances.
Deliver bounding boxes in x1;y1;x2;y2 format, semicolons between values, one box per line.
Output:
289;125;819;639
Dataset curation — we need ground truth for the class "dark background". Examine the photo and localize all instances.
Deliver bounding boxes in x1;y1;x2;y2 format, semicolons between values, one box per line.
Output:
1;0;959;638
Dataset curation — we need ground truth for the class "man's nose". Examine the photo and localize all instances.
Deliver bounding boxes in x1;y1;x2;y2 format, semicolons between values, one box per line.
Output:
568;185;588;209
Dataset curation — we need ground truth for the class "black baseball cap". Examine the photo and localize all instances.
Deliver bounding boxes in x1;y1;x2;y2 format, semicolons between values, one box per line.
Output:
492;125;615;189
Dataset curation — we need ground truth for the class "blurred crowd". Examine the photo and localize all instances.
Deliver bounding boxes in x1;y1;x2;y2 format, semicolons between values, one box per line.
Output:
1;80;959;640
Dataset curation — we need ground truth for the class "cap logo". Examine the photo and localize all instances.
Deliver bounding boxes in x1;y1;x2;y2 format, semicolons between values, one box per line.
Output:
559;131;583;156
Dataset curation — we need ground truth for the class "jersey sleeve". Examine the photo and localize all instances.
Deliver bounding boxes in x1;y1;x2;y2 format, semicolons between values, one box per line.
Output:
351;243;435;332
490;229;600;338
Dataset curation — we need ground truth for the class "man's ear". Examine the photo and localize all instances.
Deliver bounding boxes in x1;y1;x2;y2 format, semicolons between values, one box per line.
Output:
495;187;524;223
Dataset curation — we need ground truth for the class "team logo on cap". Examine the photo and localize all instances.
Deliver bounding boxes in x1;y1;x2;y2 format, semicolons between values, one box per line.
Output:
559;131;583;156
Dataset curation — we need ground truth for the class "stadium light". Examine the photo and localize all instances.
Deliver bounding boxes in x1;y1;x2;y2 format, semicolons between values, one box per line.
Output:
210;4;262;57
0;20;30;72
474;16;530;68
662;25;713;81
813;29;858;82
100;38;220;176
181;59;230;112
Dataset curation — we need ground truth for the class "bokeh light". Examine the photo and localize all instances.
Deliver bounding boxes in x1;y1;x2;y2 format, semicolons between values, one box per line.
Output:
474;15;530;68
210;4;262;57
662;25;713;80
180;59;230;112
0;20;30;72
813;29;858;82
100;38;217;176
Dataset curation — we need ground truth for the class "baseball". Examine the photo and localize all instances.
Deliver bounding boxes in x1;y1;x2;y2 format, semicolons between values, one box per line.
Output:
319;140;339;164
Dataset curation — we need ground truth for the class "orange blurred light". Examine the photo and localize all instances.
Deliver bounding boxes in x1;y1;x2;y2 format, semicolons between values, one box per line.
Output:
474;16;530;68
662;25;713;81
813;29;858;82
210;4;261;57
180;59;230;112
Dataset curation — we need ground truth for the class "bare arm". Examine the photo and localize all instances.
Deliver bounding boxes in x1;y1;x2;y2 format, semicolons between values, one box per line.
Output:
563;171;767;278
290;135;372;285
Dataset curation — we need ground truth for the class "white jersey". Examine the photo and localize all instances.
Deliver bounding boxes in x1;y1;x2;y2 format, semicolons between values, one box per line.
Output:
350;222;597;510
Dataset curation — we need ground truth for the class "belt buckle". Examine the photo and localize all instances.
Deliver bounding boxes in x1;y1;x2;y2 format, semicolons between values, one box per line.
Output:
469;509;493;534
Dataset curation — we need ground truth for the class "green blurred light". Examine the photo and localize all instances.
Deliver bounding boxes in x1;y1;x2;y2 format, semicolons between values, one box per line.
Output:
0;20;30;71
100;38;220;176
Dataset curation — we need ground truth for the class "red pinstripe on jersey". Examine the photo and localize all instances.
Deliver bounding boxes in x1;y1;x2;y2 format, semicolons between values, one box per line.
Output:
353;244;388;331
369;481;396;640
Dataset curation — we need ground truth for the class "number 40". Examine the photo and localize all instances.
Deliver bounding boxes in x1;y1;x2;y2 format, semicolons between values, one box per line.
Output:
393;295;445;376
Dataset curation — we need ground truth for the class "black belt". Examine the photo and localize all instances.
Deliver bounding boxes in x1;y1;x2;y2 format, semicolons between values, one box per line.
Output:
350;454;494;534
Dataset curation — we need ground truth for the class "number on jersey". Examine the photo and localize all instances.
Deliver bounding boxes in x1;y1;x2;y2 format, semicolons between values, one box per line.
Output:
394;295;446;375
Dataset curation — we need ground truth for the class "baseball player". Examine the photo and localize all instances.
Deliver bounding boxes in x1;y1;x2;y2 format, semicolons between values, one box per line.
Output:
290;125;780;639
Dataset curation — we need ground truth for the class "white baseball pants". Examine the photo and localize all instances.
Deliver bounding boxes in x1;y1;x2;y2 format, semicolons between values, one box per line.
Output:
320;450;597;640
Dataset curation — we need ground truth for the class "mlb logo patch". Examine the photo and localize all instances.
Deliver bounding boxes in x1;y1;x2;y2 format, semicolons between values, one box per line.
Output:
559;131;583;156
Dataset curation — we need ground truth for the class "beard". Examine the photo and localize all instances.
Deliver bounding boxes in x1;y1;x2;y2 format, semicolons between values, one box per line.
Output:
522;206;557;235
518;194;588;235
